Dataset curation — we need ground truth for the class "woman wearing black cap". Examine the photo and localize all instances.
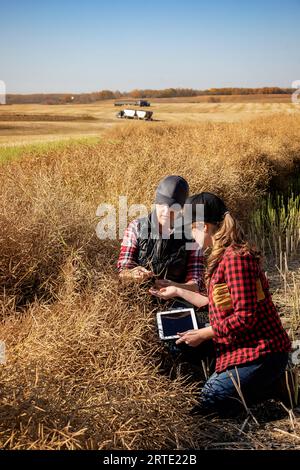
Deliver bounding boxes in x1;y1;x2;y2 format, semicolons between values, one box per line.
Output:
151;192;291;414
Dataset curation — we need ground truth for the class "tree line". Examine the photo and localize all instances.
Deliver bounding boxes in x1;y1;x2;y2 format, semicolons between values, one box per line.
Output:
5;87;293;105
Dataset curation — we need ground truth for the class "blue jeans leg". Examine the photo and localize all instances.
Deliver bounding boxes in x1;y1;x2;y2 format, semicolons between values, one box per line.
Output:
200;352;289;415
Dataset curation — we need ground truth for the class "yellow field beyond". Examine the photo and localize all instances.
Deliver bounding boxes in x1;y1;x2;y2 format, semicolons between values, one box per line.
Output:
0;94;300;146
0;100;300;450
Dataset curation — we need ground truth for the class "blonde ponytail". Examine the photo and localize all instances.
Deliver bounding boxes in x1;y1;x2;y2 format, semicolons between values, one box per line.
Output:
205;212;260;284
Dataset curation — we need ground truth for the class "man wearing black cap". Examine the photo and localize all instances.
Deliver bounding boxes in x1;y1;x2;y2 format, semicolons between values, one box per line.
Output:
117;175;204;288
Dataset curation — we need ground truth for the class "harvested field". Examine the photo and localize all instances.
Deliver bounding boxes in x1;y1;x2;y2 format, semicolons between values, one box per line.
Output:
0;113;299;449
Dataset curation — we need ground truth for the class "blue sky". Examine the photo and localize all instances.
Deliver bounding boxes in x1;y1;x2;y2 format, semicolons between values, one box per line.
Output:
0;0;299;93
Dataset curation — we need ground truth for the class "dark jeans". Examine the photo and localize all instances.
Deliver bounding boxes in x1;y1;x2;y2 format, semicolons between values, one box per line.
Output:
163;299;215;374
199;352;289;416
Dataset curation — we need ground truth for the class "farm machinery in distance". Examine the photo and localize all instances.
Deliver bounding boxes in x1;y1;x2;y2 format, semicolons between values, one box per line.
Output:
116;109;153;121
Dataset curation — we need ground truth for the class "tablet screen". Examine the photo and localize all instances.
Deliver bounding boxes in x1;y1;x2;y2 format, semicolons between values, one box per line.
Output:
160;310;195;338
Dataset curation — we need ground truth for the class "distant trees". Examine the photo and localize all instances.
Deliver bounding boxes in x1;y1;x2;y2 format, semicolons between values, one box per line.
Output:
205;87;289;95
97;90;120;100
6;87;292;105
123;87;291;99
125;88;201;98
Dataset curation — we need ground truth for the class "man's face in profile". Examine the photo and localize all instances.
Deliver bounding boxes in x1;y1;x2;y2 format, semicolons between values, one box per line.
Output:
155;204;181;230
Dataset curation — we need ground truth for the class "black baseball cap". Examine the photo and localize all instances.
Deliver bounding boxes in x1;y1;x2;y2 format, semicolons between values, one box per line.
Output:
185;192;228;224
155;175;189;208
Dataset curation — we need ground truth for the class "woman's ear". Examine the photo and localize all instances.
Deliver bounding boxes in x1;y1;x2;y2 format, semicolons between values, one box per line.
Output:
203;223;209;233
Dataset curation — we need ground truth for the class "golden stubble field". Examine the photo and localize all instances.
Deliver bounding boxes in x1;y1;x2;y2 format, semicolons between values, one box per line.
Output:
0;109;300;449
0;97;300;450
0;94;300;146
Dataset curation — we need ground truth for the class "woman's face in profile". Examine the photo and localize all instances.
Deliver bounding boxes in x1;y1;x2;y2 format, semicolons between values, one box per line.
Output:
192;222;213;250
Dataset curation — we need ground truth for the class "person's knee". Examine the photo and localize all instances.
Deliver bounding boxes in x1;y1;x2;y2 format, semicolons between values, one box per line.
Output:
198;388;244;417
198;371;247;416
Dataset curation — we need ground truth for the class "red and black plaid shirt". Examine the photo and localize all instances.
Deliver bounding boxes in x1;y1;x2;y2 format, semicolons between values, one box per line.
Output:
209;245;291;373
117;218;206;289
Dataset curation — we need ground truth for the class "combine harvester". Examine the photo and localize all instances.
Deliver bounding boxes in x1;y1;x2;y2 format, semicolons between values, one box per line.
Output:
116;109;153;121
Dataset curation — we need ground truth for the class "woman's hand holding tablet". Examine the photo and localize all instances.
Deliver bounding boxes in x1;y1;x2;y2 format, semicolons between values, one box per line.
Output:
156;308;198;340
176;327;215;347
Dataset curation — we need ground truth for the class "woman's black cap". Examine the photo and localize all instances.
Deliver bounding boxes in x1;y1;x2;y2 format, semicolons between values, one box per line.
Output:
185;192;228;224
155;175;189;208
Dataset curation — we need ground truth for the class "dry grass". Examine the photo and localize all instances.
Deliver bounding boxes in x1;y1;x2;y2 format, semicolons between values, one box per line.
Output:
0;113;300;449
0;264;199;450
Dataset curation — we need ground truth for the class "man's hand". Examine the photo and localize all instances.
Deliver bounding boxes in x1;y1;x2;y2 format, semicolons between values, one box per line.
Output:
119;266;154;283
176;326;214;347
149;285;178;300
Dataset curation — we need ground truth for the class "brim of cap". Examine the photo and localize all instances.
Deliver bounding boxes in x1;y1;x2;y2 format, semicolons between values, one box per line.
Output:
183;214;224;225
155;194;184;208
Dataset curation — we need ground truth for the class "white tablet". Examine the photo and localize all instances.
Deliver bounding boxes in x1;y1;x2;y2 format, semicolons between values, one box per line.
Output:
156;308;198;341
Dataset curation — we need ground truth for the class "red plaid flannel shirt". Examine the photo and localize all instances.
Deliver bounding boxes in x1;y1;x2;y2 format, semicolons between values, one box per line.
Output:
209;245;291;373
117;219;206;289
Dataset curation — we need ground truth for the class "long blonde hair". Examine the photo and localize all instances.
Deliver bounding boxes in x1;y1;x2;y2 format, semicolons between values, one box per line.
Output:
205;212;261;285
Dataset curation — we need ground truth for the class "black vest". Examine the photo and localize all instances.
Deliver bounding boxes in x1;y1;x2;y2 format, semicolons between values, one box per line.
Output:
137;212;190;282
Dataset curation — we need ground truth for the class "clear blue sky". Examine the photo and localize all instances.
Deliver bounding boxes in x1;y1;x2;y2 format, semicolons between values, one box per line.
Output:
1;0;299;93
